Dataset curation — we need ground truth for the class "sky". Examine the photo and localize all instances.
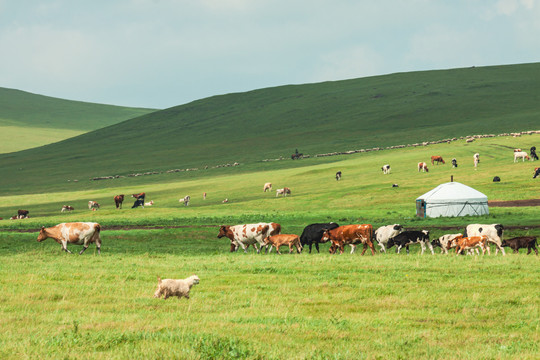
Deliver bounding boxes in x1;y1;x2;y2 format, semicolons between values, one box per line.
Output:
1;0;539;109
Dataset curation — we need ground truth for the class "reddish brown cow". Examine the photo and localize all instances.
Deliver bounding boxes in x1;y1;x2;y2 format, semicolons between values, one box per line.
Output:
455;235;490;255
263;234;302;254
321;224;375;255
114;194;125;209
431;155;445;165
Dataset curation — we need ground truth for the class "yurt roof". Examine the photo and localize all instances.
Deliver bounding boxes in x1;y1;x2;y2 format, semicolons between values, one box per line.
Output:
416;182;487;202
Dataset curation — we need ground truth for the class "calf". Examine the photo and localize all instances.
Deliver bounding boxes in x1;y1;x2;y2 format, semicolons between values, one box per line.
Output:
37;222;102;254
431;233;462;254
299;222;340;253
321;224;375;255
88;201;100;210
374;224;403;253
464;224;505;255
114;194;124;209
61;205;74;212
455;235;490;255
264;234;302;254
381;165;391;174
145;200;154;206
276;187;291;197
417;162;429;172
501;236;538;255
18;209;29;219
387;230;433;254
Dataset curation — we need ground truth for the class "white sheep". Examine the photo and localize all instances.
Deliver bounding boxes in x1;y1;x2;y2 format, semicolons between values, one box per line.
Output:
153;275;200;300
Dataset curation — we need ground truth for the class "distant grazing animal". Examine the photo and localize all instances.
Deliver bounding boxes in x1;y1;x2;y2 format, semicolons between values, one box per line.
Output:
144;200;154;206
451;158;458;168
154;275;200;300
534;167;540;179
276;187;291;197
466;138;474;143
381;165;390;174
88;201;100;210
392;184;399;187
291;153;303;160
501;236;538;255
299;222;340;253
464;224;505;255
37;222;101;255
218;223;281;253
222;198;229;203
180;195;190;206
473;153;480;167
203;192;207;200
493;176;501;182
455;235;490;255
514;151;530;162
374;224;403;253
386;230;432;255
431;233;463;254
336;171;342;180
17;209;29;218
530;146;538;160
417;162;429;172
321;224;375;255
61;205;74;212
431;155;445;165
263;183;272;192
131;192;146;208
263;234;302;254
114;194;125;209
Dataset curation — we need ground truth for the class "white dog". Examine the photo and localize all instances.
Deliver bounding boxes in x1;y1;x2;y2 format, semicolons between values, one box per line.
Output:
154;275;200;300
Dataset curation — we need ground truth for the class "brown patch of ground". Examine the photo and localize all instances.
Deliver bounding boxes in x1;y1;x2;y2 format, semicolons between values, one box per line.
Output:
488;199;540;207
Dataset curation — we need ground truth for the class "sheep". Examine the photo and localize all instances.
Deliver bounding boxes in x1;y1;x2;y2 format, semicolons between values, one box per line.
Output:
154;275;200;300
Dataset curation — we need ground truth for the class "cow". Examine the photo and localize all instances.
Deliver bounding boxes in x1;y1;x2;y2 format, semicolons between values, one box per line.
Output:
451;158;458;168
180;195;190;206
263;234;302;254
386;230;432;254
464;224;505;255
37;222;102;255
418;162;429;172
321;224;375;255
432;233;463;254
514;151;530;162
114;194;125;209
222;198;229;203
431;156;445;165
263;183;272;192
534;167;540;179
501;236;538;255
455;235;490;255
203;192;207;200
530;146;538;161
144;200;154;206
299;222;340;253
374;224;403;253
17;209;29;219
61;205;74;212
132;192;146;208
276;188;291;197
473;153;480;167
218;223;281;253
336;171;342;180
88;201;100;210
381;165;391;174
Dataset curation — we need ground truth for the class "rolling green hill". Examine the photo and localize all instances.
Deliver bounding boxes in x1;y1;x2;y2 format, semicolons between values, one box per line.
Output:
0;87;157;153
1;63;540;194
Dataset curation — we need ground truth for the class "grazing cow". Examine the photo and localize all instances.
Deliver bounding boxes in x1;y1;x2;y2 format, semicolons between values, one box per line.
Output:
299;222;340;253
386;230;432;254
276;187;291;197
431;155;445;165
374;224;403;253
37;222;102;255
530;146;538;160
263;234;302;254
473;153;480;167
501;236;538;255
180;195;190;206
451;158;458;168
493;176;501;182
61;205;74;212
217;223;281;253
263;183;272;192
203;192;207;200
534;167;540;179
431;233;463;254
17;209;29;218
131;193;146;208
514;151;530;162
144;200;154;206
464;224;505;255
88;201;100;210
455;235;490;255
222;198;229;203
381;165;391;174
321;224;375;255
336;171;342;180
114;194;125;209
417;162;429;172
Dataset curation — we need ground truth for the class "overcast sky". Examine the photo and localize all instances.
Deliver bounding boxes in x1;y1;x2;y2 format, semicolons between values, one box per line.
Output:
1;0;539;109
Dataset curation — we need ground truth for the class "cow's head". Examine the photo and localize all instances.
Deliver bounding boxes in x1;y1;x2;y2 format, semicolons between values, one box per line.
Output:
320;229;331;243
263;236;272;245
393;224;403;232
425;166;429;172
37;226;48;242
421;230;430;240
217;225;230;239
495;224;504;238
431;238;441;248
386;237;396;249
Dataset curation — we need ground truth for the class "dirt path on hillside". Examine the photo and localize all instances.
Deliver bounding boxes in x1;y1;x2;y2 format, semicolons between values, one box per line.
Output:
488;199;540;207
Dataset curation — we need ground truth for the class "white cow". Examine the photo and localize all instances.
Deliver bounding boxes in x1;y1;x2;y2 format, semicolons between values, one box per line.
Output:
37;222;102;254
263;183;272;192
374;224;403;252
217;222;281;253
180;196;190;206
464;224;505;255
144;200;154;206
381;164;391;174
513;151;530;162
473;153;480;167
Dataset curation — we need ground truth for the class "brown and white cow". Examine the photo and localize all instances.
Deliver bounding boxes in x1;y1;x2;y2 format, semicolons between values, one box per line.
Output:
114;194;125;209
88;201;100;210
217;223;281;253
431;155;445;165
455;235;490;255
263;183;272;192
276;187;291;197
263;234;302;254
37;222;102;255
534;167;540;179
17;209;29;219
417;162;429;172
144;200;154;206
321;224;375;255
61;205;74;212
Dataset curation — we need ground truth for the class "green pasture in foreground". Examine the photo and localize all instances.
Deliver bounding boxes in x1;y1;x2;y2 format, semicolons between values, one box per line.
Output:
0;227;538;359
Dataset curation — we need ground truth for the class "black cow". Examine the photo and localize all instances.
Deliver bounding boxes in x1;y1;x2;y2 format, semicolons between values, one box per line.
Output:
299;222;340;253
534;167;540;179
336;171;342;181
530;146;538;161
386;230;433;254
452;158;458;168
501;236;538;255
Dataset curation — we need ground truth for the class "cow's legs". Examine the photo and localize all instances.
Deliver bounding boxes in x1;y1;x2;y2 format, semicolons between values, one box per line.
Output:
420;242;426;255
61;241;73;254
350;244;356;254
406;245;410;254
79;246;89;255
378;242;386;253
314;242;320;253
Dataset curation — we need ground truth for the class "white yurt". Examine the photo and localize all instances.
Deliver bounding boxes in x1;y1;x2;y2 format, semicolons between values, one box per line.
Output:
416;181;489;218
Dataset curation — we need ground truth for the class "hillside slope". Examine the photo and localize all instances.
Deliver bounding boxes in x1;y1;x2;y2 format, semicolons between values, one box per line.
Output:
2;63;540;194
0;88;156;153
